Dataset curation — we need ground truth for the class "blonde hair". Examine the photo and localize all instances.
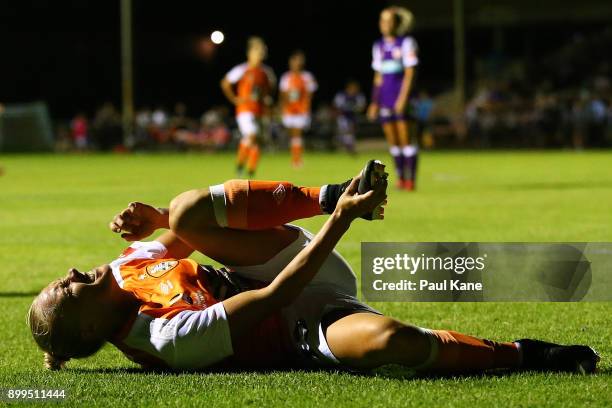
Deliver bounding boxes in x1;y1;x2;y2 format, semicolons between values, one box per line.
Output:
247;36;267;52
27;288;105;370
384;6;415;36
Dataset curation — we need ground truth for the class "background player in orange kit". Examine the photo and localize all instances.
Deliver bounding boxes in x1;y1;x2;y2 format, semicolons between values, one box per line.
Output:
279;50;318;168
221;37;276;177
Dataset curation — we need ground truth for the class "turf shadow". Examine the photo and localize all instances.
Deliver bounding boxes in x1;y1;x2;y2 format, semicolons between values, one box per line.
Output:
66;365;610;380
0;291;40;298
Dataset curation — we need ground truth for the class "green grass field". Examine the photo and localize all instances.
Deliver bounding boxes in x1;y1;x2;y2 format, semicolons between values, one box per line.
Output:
0;151;610;407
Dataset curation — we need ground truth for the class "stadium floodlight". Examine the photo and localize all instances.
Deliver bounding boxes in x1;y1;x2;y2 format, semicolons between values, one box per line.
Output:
211;30;225;44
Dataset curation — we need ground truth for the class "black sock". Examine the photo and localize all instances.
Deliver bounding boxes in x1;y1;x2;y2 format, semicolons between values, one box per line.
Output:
320;180;351;214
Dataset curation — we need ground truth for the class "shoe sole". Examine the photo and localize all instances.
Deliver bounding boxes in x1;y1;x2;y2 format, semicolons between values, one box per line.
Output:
358;159;387;220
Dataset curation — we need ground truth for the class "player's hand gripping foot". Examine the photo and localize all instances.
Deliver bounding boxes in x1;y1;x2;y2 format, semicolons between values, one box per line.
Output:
515;338;600;374
321;159;388;220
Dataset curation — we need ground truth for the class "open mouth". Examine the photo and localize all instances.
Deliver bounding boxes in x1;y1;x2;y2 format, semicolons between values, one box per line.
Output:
86;270;99;283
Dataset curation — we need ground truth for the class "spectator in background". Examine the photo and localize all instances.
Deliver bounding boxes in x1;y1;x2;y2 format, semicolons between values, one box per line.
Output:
70;112;89;151
311;103;336;151
134;107;154;148
92;102;122;151
54;123;72;153
173;106;231;151
169;102;194;132
333;80;366;154
585;94;608;147
411;90;434;146
150;106;170;143
607;97;612;144
571;92;589;150
201;106;231;149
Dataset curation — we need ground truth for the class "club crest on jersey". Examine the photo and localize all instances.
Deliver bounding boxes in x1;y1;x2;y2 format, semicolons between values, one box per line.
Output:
273;183;286;204
146;260;179;278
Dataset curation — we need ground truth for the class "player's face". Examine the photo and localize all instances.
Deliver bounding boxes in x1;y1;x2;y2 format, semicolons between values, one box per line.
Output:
247;44;267;64
47;265;116;317
289;54;304;71
379;10;396;36
347;83;359;95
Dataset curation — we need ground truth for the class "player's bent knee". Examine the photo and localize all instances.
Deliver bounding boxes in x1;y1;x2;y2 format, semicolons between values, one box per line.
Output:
336;318;404;363
359;319;428;365
365;319;406;355
169;189;215;235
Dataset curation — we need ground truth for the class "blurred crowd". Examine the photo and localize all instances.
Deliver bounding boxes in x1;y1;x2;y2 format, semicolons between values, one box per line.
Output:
455;27;612;149
459;77;612;149
55;82;374;153
56;102;232;153
55;27;612;152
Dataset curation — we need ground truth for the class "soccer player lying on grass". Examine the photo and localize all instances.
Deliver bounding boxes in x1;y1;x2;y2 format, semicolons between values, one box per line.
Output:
28;161;600;374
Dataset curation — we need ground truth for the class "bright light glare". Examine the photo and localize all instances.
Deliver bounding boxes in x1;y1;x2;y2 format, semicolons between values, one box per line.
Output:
210;31;224;44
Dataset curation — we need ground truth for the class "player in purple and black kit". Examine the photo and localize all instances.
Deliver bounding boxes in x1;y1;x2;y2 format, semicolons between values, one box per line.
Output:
334;80;366;154
367;7;419;191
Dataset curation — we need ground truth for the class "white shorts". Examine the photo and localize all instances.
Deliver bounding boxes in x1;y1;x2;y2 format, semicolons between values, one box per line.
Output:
228;225;379;367
236;112;260;138
282;114;311;130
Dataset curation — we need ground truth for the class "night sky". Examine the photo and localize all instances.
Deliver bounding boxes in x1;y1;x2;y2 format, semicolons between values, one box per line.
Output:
1;1;609;119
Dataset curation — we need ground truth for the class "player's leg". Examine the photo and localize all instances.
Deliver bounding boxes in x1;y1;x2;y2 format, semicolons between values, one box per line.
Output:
246;138;260;178
395;119;418;191
326;313;517;371
236;139;250;174
236;113;260;177
289;127;304;167
325;312;599;373
382;121;404;188
169;160;385;264
171;167;376;233
236;114;251;176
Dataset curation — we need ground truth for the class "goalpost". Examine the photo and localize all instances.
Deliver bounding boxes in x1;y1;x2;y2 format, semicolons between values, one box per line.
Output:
0;101;54;152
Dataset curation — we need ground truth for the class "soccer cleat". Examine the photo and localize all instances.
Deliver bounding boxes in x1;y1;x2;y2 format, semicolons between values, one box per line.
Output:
357;159;388;220
321;159;387;220
402;179;415;191
515;338;600;374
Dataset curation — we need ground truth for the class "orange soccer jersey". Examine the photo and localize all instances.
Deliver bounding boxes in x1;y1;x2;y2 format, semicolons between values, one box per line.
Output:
116;256;216;319
109;241;293;369
226;63;275;116
279;71;317;115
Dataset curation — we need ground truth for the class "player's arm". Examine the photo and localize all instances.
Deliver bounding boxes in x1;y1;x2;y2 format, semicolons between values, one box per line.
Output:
222;177;387;340
305;74;317;106
278;90;288;110
395;66;415;114
395;37;418;114
220;77;239;106
277;74;289;111
367;72;382;120
109;203;194;259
